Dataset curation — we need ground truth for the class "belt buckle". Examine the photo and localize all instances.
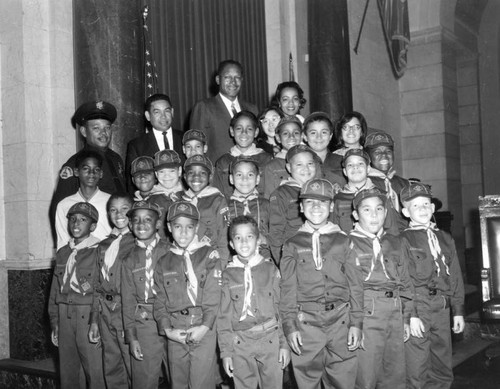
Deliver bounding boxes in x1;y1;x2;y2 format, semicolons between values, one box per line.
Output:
325;303;335;311
385;291;394;298
179;308;189;316
428;288;437;296
105;294;114;301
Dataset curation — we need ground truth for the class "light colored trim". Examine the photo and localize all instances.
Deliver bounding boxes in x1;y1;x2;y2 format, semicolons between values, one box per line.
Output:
0;258;54;271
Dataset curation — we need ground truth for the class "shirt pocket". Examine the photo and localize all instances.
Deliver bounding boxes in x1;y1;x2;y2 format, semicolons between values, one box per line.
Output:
161;273;182;304
408;248;433;279
229;285;245;313
54;264;66;287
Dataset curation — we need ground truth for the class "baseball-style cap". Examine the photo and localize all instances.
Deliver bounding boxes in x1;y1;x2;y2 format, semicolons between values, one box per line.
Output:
286;144;321;164
183;154;213;174
183;129;207;145
364;131;394;149
154;149;181;171
300;178;334;201
229;155;260;174
167;201;200;222
67;202;99;223
342;148;370;167
127;200;162;217
352;187;387;209
275;116;303;135
71;101;117;128
400;182;432;203
131;156;155;176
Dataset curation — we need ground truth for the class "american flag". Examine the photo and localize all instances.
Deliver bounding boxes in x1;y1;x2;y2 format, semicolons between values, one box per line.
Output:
143;5;159;98
289;52;295;82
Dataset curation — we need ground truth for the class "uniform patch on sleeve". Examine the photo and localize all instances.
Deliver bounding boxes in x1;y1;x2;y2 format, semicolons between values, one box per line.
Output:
209;250;220;259
60;166;74;179
213;269;222;278
270;195;276;202
220;207;229;215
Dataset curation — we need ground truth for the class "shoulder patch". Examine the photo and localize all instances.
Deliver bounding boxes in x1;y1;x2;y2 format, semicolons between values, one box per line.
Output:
213;268;222;278
270;195;276;202
209;249;220;259
60;166;74;179
220;207;229;215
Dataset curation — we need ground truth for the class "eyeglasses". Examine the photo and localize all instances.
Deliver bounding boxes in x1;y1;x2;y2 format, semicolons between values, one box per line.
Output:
342;124;361;132
260;116;281;125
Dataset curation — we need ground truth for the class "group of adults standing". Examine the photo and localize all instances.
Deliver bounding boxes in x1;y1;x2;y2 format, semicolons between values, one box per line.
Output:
49;59;255;238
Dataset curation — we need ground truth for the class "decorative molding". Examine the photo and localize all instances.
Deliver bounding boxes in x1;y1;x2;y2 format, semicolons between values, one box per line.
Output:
0;258;54;271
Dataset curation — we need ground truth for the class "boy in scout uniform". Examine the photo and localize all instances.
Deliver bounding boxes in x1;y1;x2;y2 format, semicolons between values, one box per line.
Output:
182;154;230;263
218;215;290;389
349;187;412;389
154;201;222;389
400;183;465;388
280;178;363;389
131;156;157;201
48;202;105;389
182;129;208;159
121;201;169;389
89;193;135;388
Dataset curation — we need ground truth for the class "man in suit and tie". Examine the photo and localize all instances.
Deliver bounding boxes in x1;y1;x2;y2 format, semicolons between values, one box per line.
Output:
126;93;184;192
190;60;259;162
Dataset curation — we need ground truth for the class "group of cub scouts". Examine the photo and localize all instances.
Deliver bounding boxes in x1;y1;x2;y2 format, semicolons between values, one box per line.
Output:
48;100;465;389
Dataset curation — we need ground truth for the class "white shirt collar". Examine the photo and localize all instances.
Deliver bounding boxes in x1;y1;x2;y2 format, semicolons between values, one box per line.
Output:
219;93;240;117
152;127;174;151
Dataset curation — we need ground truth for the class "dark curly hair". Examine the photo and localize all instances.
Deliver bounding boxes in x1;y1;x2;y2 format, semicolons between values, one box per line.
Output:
271;81;307;111
334;111;368;148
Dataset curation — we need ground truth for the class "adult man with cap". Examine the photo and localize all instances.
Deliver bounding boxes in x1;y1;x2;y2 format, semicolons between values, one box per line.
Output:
50;100;125;240
190;59;258;162
365;130;409;232
126;93;184;193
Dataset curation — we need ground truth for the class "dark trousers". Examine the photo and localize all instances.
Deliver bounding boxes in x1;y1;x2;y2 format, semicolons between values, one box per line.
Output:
405;295;453;389
58;304;105;389
291;305;358;389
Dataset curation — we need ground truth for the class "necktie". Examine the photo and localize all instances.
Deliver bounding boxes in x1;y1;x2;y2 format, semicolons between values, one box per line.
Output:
162;131;170;150
231;102;238;117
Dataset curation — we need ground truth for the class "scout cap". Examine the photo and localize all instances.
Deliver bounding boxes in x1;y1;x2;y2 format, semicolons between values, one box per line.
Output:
275;116;303;135
364;131;394;149
71;101;117;128
300;178;334;201
303;112;333;132
183;129;207;145
131;156;155;176
400;182;432;203
184;154;213;174
167;201;200;222
127;200;162;217
67;202;99;223
352;187;387;209
342;148;371;167
154;149;181;171
230;155;260;174
286;144;321;164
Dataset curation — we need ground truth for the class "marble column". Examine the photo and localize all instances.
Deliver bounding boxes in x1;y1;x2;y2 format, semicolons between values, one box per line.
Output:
73;0;144;159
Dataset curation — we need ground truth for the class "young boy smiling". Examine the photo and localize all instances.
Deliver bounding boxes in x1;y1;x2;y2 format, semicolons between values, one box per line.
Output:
279;178;363;389
182;154;230;263
131;156;157;201
213;111;271;199
218;215;290;389
121;201;169;389
268;144;319;263
182;129;208;159
154;201;222;389
400;183;464;388
349;188;412;389
48;202;105;388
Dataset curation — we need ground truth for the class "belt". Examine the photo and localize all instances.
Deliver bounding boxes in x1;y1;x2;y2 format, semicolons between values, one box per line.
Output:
298;302;339;312
415;286;441;296
365;289;399;298
172;306;203;316
105;294;116;301
246;318;278;333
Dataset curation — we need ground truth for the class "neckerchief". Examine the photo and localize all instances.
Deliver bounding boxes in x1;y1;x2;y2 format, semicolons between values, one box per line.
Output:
406;221;450;276
343;177;375;194
279;177;303;188
182;186;221;207
274;150;287;160
133;191;151;202
169;236;210;306
101;228;129;282
230;144;264;157
332;145;363;156
350;224;391;281
62;235;100;293
298;221;341;270
135;234;160;302
368;168;399;211
230;189;259;216
227;253;264;321
151;181;184;196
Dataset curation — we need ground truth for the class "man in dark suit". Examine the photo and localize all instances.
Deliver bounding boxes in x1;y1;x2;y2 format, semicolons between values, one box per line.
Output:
190;60;258;162
126;93;184;192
